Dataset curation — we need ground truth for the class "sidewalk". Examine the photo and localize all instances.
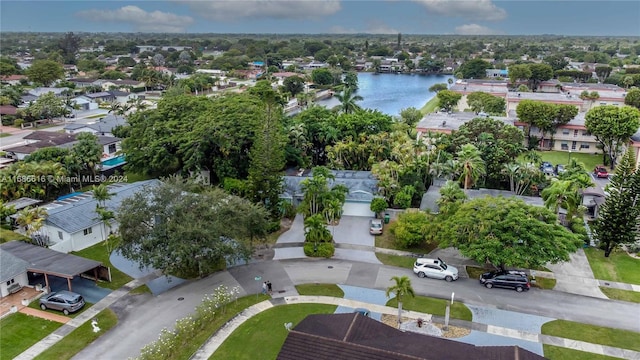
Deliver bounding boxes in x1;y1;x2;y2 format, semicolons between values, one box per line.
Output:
191;295;640;360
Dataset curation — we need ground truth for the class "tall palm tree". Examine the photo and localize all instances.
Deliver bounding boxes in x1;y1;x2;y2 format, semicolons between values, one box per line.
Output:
107;101;122;120
334;86;363;114
436;180;466;214
541;179;581;223
386;275;415;328
304;214;331;243
16;206;48;245
456;144;486;190
92;184;113;208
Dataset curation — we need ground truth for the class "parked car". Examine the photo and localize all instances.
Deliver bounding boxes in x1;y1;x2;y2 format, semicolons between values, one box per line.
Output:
353;308;371;317
555;164;566;175
39;290;85;315
369;218;383;235
413;257;459;282
540;162;555;176
594;166;609;178
479;270;530;292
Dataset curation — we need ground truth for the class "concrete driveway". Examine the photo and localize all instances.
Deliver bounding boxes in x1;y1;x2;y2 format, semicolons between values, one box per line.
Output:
546;248;607;298
331;216;374;247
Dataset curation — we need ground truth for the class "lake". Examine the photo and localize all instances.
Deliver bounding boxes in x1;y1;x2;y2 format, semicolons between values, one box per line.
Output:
316;72;455;116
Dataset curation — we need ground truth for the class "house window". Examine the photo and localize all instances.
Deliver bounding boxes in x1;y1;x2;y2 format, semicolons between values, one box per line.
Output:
108;144;117;153
6;279;14;286
571;141;577;150
561;143;569;150
582;130;591;136
58;231;63;240
562;129;570;135
580;143;590;149
600;102;606;106
83;227;92;236
574;130;579;137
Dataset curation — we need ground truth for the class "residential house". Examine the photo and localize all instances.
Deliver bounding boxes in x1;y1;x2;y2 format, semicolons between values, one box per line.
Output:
582;187;606;220
81;91;115;104
97;79;145;92
416;112;516;136
485;69;508;78
278;313;545;360
0;105;18;116
27;87;70;98
0;248;30;298
108;90;139;104
449;80;509;110
281;169;378;217
517;112;600;153
71;96;98;111
3;131;78;160
64;115;125;137
302;61;328;70
68;78;99;88
0;74;27;85
41;180;160;253
271;72;300;86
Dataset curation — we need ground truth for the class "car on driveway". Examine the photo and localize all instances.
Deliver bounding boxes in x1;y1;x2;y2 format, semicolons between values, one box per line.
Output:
39;290;85;315
555;164;566;175
479;270;530;292
594;166;609;178
413;257;459;282
369;218;383;235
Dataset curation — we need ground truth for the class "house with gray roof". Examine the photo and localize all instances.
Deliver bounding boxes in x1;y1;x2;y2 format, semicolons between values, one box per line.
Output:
64;114;126;137
41;180;160;253
0;248;29;297
282;170;379;217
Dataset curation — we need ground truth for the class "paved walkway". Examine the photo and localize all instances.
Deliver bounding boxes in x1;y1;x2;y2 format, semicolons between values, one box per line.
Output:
191;295;640;360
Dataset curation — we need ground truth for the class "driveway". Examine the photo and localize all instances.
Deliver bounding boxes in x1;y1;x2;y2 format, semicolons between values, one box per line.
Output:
546;249;607;299
331;216;374;247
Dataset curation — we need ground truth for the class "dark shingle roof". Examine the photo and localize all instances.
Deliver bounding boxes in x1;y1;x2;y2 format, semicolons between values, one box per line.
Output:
278;313;546;360
0;241;101;278
0;248;30;282
282;170;378;202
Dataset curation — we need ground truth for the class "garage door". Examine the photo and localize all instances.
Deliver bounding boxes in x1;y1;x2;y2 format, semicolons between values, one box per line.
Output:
342;201;374;217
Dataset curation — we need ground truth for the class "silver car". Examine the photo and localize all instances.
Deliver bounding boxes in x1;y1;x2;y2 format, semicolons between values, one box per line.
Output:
39;290;85;315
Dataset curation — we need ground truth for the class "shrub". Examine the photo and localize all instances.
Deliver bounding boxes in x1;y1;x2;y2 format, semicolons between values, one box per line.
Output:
370;197;388;218
304;242;335;258
279;200;296;219
570;217;588;243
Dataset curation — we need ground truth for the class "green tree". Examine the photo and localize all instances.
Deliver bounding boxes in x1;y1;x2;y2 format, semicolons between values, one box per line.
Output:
26;92;66;121
92;184;113;208
437;196;583;270
624;88;640;109
591;150;640;257
16;206;48;246
283;75;305;97
399;107;423;127
58;32;81;64
117;179;270;277
369;197;388;218
311;68;333;86
549;104;579;148
456;59;490;79
436;180;466;215
304;213;331;243
391;211;431;248
508;64;532;85
528;63;554;91
466;92;505;115
456;144;485;190
585;105;640;167
436;90;461;111
544;54;569;71
386;275;415;328
428;83;448;93
26;60;64;86
334;86;363;114
72;133;102;176
541;179;581;221
343;71;359;90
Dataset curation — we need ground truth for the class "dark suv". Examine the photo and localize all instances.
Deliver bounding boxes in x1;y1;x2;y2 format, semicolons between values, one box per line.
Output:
479;270;530;292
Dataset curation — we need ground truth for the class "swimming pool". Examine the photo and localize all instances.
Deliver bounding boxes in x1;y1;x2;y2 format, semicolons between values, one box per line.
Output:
102;155;126;166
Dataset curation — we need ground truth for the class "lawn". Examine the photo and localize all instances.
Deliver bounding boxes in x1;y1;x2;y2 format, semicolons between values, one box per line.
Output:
534;150;602;170
70;242;133;290
543;345;623;360
584;247;640;285
0;313;64;360
375;253;417;269
211;304;337;360
541;319;640;352
420;96;440;114
295;283;344;297
386;295;472;321
0;132;11;138
0;227;30;243
599;287;640;303
34;309;118;360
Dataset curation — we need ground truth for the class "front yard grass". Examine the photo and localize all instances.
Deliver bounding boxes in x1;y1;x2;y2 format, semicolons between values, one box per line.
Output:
541;319;640;352
584;247;640;285
0;313;64;360
211;304;337;360
386;295;472;321
34;309;118;360
71;242;133;290
375;253;416;269
599;287;640;303
420;96;440;114
543;345;622;360
295;283;344;297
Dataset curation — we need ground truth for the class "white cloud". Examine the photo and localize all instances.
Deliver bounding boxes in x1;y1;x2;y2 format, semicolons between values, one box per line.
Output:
177;0;341;21
454;23;501;35
329;20;398;34
75;6;194;33
413;0;507;21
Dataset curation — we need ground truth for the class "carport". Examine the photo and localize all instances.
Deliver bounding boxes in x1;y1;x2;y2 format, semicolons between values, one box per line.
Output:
0;241;103;293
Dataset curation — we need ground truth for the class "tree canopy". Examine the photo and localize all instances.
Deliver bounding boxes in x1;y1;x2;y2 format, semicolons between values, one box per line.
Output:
584;105;640;167
117;178;270;278
436;196;583;270
26;60;64;86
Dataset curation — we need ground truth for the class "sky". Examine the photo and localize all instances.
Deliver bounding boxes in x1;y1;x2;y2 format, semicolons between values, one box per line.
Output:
0;0;639;36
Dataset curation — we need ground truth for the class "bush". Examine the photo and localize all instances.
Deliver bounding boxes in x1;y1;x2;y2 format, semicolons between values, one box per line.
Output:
570;217;588;243
266;221;281;233
279;200;296;219
370;197;388;217
304;242;335;258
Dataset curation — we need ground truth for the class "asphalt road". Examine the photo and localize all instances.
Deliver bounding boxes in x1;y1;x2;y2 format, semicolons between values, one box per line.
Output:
72;259;640;360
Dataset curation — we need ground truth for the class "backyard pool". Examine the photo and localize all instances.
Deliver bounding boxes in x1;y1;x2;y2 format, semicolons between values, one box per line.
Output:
102;155;126;166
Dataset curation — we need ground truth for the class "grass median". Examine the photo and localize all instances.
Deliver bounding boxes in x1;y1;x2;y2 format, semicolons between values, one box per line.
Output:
296;283;344;297
584;247;640;285
542;319;640;352
543;345;622;360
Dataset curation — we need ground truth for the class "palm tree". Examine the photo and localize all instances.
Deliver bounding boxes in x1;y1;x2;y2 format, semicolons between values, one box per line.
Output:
107;101;122;120
386;276;415;328
334;86;363;114
16;206;48;246
541;179;582;223
436;180;466;214
456;144;486;190
95;206;116;251
323;198;342;226
304;214;331;244
92;184;113;208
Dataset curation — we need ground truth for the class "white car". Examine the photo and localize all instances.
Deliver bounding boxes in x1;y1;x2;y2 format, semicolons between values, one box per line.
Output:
413;257;459;282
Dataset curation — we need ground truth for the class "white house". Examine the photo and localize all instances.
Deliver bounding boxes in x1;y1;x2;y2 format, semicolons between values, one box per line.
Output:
41;180;160;253
64;114;126;138
0;249;29;298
